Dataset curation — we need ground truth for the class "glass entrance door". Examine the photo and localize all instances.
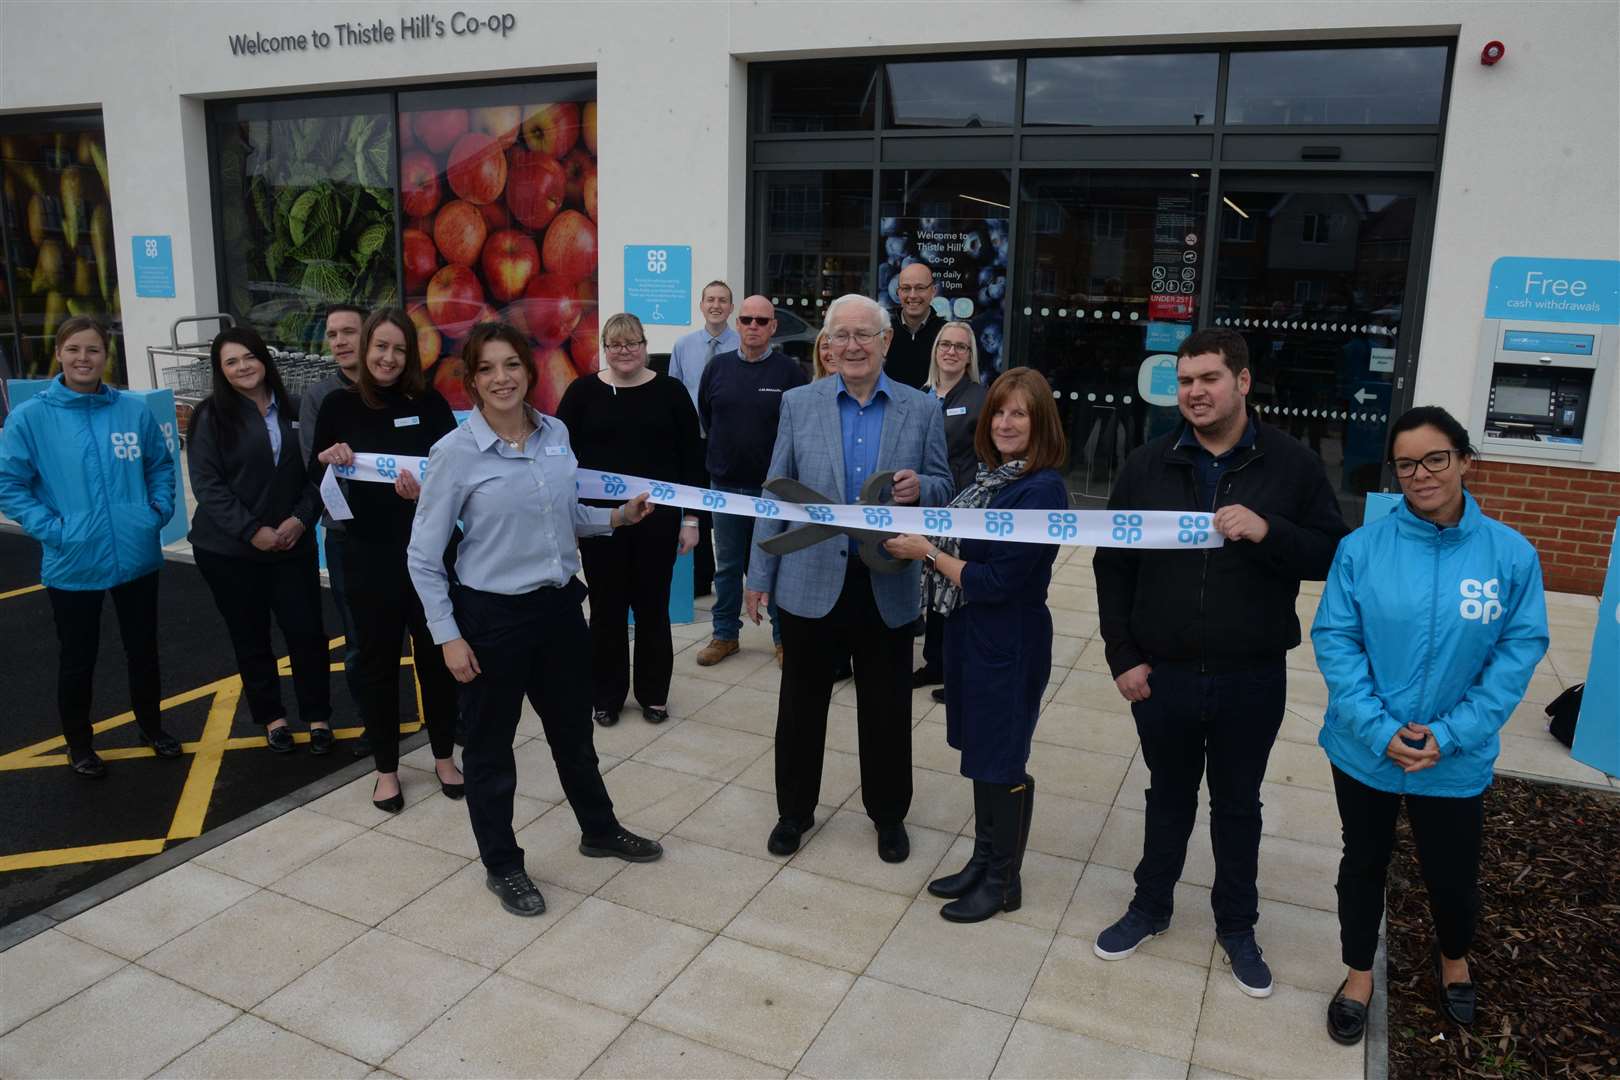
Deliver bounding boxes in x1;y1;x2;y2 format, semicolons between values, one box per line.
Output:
1209;177;1430;523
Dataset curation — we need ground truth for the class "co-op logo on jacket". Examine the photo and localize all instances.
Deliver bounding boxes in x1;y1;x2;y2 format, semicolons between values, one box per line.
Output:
110;432;141;460
1459;578;1503;625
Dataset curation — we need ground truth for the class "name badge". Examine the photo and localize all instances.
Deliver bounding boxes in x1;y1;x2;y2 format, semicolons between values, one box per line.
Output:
289;420;301;429
945;406;968;417
543;445;569;457
393;415;421;428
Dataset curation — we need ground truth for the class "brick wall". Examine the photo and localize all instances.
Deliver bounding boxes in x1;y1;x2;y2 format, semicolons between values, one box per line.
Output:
1468;460;1619;595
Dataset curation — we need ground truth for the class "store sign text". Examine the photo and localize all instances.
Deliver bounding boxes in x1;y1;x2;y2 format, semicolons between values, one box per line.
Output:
228;13;516;57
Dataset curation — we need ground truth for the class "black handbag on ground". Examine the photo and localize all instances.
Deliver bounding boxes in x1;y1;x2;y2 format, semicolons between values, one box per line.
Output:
1546;683;1585;748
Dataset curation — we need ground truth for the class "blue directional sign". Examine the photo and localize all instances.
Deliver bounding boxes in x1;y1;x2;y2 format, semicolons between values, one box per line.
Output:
1484;257;1618;324
624;244;692;325
131;235;176;298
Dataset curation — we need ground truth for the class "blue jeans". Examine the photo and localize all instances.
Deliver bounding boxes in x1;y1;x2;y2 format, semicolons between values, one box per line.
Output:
711;484;780;644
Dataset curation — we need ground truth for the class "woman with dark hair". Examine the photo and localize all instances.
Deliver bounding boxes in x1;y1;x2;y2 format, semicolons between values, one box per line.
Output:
312;307;461;811
0;316;180;777
884;367;1070;923
188;326;330;752
408;323;663;919
556;312;705;726
1314;406;1548;1045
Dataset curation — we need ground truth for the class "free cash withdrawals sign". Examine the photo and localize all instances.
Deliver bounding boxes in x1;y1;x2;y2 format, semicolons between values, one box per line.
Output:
624;245;692;325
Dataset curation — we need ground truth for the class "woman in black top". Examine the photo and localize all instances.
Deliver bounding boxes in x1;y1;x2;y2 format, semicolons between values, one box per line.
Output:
914;320;988;690
189;327;331;753
555;312;705;726
312;308;461;811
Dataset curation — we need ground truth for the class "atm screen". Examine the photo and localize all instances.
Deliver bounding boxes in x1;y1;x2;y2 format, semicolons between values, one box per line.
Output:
1495;384;1551;416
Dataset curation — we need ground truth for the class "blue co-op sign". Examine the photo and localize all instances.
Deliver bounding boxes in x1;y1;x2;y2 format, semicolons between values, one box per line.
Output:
1484;257;1619;324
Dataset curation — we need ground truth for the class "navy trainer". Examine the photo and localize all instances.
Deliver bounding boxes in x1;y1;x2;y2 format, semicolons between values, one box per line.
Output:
1219;931;1274;998
1093;909;1170;960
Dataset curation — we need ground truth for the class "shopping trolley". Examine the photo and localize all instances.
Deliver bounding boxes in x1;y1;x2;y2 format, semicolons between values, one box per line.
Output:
147;314;234;441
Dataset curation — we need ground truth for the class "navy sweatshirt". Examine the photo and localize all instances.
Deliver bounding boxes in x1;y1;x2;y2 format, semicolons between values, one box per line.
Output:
696;347;807;489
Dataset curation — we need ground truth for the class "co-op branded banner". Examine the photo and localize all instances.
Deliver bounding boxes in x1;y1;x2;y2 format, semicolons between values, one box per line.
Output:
319;454;1225;550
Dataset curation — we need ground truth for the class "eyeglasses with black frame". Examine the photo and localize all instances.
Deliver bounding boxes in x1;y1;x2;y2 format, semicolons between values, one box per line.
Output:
604;340;647;354
1390;449;1460;478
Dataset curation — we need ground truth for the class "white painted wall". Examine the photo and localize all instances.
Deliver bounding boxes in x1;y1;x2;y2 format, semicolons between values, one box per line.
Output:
2;1;1615;467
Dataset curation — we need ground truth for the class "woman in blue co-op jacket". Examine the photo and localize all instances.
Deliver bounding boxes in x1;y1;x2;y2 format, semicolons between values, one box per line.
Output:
1312;407;1548;1046
0;317;181;777
886;368;1070;925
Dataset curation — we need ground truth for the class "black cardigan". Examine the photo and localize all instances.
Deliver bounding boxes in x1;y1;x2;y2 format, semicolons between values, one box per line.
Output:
186;392;321;561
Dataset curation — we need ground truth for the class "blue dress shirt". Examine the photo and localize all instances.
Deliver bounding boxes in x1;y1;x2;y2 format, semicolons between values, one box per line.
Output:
669;325;740;413
263;394;282;466
407;406;614;644
836;372;894;556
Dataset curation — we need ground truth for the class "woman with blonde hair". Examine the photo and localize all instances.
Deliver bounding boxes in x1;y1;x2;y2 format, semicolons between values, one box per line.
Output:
810;328;835;380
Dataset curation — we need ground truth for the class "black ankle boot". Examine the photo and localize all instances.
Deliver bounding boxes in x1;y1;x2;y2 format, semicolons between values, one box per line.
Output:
929;782;992;899
941;777;1033;923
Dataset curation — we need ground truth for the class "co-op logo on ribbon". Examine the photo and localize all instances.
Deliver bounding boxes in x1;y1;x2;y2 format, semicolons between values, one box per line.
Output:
1459;578;1504;624
601;474;628;497
1112;513;1143;545
1048;512;1080;541
1178;514;1211;544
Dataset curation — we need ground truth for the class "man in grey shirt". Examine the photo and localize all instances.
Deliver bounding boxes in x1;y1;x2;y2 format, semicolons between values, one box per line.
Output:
666;280;739;597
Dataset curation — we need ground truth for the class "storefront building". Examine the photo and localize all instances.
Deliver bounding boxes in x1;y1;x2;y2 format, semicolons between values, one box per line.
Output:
1;2;1615;591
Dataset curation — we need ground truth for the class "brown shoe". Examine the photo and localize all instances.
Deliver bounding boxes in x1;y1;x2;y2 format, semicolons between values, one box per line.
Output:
775;645;784;668
696;638;740;666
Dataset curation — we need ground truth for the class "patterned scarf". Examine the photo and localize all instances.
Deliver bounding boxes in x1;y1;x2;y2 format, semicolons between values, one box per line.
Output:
921;459;1026;619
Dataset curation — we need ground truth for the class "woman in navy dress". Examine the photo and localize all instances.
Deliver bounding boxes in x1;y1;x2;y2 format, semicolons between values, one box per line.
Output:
885;367;1070;923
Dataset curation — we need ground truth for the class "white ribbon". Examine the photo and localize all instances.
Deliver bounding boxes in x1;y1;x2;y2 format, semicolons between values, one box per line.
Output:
320;452;1222;550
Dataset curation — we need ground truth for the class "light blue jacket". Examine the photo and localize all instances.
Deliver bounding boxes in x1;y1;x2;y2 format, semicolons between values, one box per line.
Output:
0;376;177;590
747;375;952;628
1312;491;1548;797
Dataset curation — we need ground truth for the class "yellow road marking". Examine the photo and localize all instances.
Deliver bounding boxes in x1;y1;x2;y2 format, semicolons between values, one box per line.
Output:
0;838;168;873
0;583;45;601
166;684;241;841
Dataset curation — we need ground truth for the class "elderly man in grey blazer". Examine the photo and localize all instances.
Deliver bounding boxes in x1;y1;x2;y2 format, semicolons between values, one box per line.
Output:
745;294;952;863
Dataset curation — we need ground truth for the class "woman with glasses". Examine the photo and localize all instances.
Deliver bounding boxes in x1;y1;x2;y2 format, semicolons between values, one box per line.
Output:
1312;406;1548;1045
914;320;988;690
556;312;705;726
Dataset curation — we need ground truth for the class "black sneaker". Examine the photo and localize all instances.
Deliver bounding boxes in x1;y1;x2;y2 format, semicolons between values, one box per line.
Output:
486;869;547;916
1219;931;1274;998
139;729;183;758
265;725;296;753
579;830;663;862
1094;908;1170;960
70;751;108;778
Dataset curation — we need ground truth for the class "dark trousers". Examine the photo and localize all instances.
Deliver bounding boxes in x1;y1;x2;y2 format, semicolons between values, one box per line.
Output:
1129;661;1286;935
775;561;913;825
341;538;458;773
579;505;680;713
322;528;363;704
453;582;619;875
694;514;715;595
47;571;162;760
1332;765;1484;970
920;608;944;672
194;545;330;728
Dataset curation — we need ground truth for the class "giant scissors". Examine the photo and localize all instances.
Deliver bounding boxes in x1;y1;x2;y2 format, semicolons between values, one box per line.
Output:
756;469;909;574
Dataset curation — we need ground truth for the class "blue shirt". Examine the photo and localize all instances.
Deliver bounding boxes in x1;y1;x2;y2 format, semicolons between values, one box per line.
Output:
669;325;740;415
1175;415;1256;511
407;406;614;644
263;395;283;466
836;372;893;556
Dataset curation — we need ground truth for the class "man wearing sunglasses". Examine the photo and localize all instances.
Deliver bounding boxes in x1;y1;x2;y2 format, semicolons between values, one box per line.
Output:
883;261;946;390
695;295;807;668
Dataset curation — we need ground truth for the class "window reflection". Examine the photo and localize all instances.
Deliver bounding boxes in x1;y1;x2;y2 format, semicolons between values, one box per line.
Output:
884;60;1016;128
758;171;872;364
759;61;878;133
1025;54;1219;126
1226;47;1449;124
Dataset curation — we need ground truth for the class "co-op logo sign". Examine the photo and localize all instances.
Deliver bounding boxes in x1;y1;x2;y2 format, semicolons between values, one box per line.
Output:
228;13;517;57
1459;578;1504;625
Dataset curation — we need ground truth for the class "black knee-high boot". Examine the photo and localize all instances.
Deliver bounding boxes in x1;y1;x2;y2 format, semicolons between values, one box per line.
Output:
929;781;992;898
941;775;1033;923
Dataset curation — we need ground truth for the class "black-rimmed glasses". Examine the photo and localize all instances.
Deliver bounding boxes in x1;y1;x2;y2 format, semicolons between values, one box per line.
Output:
1390;450;1458;478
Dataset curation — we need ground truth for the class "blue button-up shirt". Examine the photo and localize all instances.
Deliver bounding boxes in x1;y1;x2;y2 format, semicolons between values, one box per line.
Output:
263;394;282;466
407;407;614;644
836;372;893;556
669;325;740;414
1175;415;1256;511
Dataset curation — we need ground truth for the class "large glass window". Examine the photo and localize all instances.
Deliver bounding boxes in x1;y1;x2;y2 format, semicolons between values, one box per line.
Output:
1014;172;1209;496
879;169;1011;374
211;94;397;354
884;60;1016;128
397;79;596;413
1025;54;1219;127
757;170;872;362
0;113;125;383
1225;47;1449;125
758;61;878;133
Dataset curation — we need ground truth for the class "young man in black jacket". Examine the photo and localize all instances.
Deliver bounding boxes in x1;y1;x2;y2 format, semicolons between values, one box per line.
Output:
1092;327;1348;999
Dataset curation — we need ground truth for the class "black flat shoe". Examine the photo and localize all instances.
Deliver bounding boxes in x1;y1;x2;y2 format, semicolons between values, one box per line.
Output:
1326;979;1369;1045
579;830;663;862
486;869;547;917
767;815;813;856
265;725;296;754
641;705;670;724
876;821;910;863
308;726;334;755
911;666;943;688
592;708;619;728
930;687;945;704
350;735;372;759
140;729;183;758
372;778;404;814
1434;945;1476;1025
70;752;107;778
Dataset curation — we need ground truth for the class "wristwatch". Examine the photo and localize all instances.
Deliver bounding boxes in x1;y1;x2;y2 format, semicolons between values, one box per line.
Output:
923;549;939;571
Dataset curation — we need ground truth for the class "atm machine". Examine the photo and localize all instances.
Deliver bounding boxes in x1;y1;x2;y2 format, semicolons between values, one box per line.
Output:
1471;321;1614;463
